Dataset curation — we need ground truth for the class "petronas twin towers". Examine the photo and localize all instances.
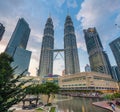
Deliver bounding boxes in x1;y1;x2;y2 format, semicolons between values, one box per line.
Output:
38;15;80;77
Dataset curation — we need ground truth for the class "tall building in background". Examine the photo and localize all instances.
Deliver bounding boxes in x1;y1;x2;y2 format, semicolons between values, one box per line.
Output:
6;18;30;56
83;27;112;75
109;37;120;69
0;23;5;41
111;66;120;81
64;15;80;74
5;18;31;75
85;64;91;72
38;17;54;77
110;37;120;74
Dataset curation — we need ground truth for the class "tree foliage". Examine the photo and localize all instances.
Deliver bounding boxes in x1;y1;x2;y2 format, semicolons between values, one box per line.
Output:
26;84;42;95
104;92;120;100
41;82;60;104
26;82;60;104
0;53;31;112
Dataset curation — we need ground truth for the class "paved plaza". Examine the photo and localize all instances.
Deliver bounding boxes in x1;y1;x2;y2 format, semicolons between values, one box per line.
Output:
93;101;120;112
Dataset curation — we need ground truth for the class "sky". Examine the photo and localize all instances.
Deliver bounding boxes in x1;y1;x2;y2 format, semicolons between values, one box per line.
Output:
0;0;120;76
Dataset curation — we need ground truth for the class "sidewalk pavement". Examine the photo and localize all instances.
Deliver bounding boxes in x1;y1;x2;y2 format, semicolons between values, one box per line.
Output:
93;101;120;112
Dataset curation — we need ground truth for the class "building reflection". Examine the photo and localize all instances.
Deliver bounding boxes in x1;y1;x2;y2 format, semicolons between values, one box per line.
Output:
56;95;110;112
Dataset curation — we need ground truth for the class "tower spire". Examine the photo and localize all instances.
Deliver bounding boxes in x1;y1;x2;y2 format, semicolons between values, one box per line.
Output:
38;16;54;77
67;8;69;16
64;13;80;74
49;12;51;18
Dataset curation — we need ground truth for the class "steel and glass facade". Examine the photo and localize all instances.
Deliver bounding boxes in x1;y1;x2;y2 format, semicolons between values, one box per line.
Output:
5;18;31;75
6;18;30;56
110;37;120;69
83;27;112;75
110;37;120;76
0;23;5;41
85;64;91;72
38;17;54;77
11;47;31;75
111;66;120;81
64;15;80;75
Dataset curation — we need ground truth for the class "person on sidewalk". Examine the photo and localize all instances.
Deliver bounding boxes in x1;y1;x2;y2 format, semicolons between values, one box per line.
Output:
110;103;116;111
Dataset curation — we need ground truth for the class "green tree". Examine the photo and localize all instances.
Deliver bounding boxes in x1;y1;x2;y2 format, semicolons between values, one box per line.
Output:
25;84;42;105
112;92;120;98
0;53;31;112
41;82;60;104
25;82;59;105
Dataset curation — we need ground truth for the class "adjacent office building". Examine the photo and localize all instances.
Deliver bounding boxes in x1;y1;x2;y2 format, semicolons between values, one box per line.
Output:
0;23;5;41
109;37;120;69
5;18;31;75
111;66;120;81
83;27;112;75
110;37;120;75
64;15;80;74
85;64;91;72
38;17;54;77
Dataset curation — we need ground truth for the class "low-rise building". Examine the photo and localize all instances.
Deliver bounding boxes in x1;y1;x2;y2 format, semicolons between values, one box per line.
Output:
59;72;119;93
42;74;59;85
19;76;42;87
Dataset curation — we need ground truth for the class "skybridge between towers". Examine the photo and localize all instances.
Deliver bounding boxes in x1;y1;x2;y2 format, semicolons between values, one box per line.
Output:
38;15;80;77
51;49;65;52
51;49;65;61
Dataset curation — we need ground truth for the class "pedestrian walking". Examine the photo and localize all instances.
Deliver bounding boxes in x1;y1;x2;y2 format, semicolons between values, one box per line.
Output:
110;102;116;111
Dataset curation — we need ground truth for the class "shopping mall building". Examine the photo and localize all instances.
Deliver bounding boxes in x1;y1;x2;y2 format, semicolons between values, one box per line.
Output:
59;72;119;93
20;72;119;93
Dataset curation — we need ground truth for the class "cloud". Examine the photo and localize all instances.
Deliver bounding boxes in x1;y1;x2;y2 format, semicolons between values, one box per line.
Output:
29;58;39;76
56;0;65;7
76;0;120;49
53;58;64;75
0;17;18;54
2;0;115;75
52;16;60;29
0;41;6;53
67;0;77;8
75;30;86;51
0;0;47;76
77;0;120;28
115;14;120;26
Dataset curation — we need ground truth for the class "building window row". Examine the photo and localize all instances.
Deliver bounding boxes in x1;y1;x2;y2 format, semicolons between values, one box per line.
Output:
63;84;86;87
62;86;117;90
62;77;86;82
94;76;113;81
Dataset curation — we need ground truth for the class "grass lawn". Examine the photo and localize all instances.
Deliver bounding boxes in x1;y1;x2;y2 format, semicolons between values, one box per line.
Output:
36;107;45;112
50;107;56;112
36;106;56;112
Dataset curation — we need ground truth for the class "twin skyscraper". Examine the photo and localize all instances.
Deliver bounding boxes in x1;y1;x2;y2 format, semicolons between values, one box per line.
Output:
38;15;80;77
5;15;80;76
4;15;114;77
